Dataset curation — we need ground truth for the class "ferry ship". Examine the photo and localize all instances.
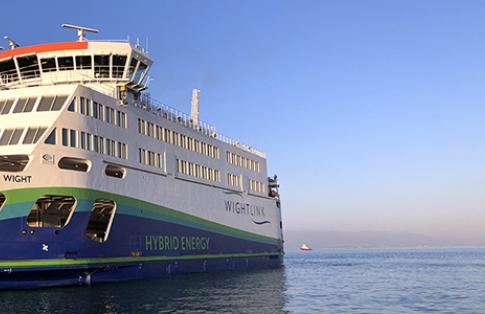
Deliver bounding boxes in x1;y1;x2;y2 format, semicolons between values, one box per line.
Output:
0;25;283;288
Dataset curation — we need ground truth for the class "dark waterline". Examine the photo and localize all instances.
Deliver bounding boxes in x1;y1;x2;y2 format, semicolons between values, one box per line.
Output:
2;248;485;313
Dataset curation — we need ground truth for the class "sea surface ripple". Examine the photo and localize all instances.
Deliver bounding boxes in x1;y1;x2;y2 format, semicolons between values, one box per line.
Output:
2;248;485;313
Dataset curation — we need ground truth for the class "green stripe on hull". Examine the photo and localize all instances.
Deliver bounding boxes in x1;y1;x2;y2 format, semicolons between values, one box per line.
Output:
0;252;283;269
1;187;281;245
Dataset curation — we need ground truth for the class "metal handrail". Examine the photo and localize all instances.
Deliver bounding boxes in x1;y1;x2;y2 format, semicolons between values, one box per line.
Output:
86;39;130;43
136;95;266;158
0;66;128;90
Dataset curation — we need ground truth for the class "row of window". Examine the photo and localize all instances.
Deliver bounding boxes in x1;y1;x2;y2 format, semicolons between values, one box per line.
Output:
61;128;128;159
0;127;48;146
40;55;147;81
227;173;242;189
249;179;266;193
137;118;220;159
74;97;127;128
177;159;221;182
41;54;128;79
0;95;68;115
138;148;164;169
0;53;148;84
226;151;260;173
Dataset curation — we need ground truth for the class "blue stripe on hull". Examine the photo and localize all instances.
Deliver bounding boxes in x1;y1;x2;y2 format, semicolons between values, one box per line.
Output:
0;203;283;288
0;213;282;260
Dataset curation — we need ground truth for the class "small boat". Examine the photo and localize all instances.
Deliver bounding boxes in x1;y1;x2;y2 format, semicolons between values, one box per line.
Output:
300;243;312;251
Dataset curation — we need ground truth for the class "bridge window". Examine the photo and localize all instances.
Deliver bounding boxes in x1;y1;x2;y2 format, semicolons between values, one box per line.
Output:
75;56;92;70
105;164;126;179
13;97;37;113
37;95;68;111
17;55;40;80
0;155;29;172
133;62;147;82
94;55;110;78
112;55;127;78
0;99;14;115
0;193;5;210
58;157;90;172
0;59;19;83
23;127;47;144
128;58;137;79
58;56;74;71
0;128;23;145
40;58;57;72
86;199;116;243
27;195;76;228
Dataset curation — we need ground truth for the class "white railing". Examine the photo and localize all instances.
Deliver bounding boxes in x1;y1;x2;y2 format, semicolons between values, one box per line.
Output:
0;65;127;88
86;39;130;43
136;95;267;158
0;67;123;96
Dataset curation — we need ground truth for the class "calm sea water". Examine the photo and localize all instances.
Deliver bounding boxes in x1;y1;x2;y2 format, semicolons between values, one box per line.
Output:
2;248;485;313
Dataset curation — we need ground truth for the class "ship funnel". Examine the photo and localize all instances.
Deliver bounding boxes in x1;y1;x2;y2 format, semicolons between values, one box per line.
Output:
3;36;19;50
191;89;200;125
62;24;99;42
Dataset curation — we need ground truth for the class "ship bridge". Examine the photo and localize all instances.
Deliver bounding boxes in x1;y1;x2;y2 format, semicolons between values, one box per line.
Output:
0;39;153;95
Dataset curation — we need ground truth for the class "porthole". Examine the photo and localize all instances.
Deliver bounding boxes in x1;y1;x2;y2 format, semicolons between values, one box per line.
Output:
105;164;126;179
0;155;29;172
58;157;91;172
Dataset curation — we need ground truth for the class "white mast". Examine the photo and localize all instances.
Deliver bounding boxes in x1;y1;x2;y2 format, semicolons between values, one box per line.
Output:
191;89;200;125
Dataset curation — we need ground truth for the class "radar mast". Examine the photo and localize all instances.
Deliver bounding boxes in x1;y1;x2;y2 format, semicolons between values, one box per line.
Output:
61;24;99;42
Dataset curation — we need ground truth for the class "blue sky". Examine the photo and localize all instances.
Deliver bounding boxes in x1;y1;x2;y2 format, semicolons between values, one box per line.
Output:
3;1;485;243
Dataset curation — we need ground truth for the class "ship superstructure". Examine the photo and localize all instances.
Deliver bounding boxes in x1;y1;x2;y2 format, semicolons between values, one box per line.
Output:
0;25;283;288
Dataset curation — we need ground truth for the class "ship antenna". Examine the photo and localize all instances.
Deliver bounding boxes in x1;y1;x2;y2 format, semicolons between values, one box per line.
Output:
3;36;19;50
61;24;99;42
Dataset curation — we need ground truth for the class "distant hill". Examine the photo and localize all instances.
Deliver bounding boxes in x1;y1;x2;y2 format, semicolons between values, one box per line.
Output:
283;230;483;251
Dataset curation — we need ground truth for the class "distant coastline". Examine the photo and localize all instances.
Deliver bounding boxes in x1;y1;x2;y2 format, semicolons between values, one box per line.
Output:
284;230;485;250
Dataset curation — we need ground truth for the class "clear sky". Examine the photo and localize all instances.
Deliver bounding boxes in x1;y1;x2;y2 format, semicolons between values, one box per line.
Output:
3;0;485;243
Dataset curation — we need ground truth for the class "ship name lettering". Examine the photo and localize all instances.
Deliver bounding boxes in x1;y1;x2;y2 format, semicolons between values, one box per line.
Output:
224;200;265;217
3;175;32;183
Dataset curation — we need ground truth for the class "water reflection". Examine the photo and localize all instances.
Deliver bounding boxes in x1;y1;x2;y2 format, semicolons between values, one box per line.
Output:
0;267;288;314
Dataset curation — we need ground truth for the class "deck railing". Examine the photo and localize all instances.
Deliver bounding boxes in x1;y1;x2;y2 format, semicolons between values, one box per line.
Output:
136;95;266;158
0;66;128;89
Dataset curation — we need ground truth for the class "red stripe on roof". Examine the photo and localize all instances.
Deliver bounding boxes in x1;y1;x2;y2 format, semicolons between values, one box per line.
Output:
0;42;88;60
